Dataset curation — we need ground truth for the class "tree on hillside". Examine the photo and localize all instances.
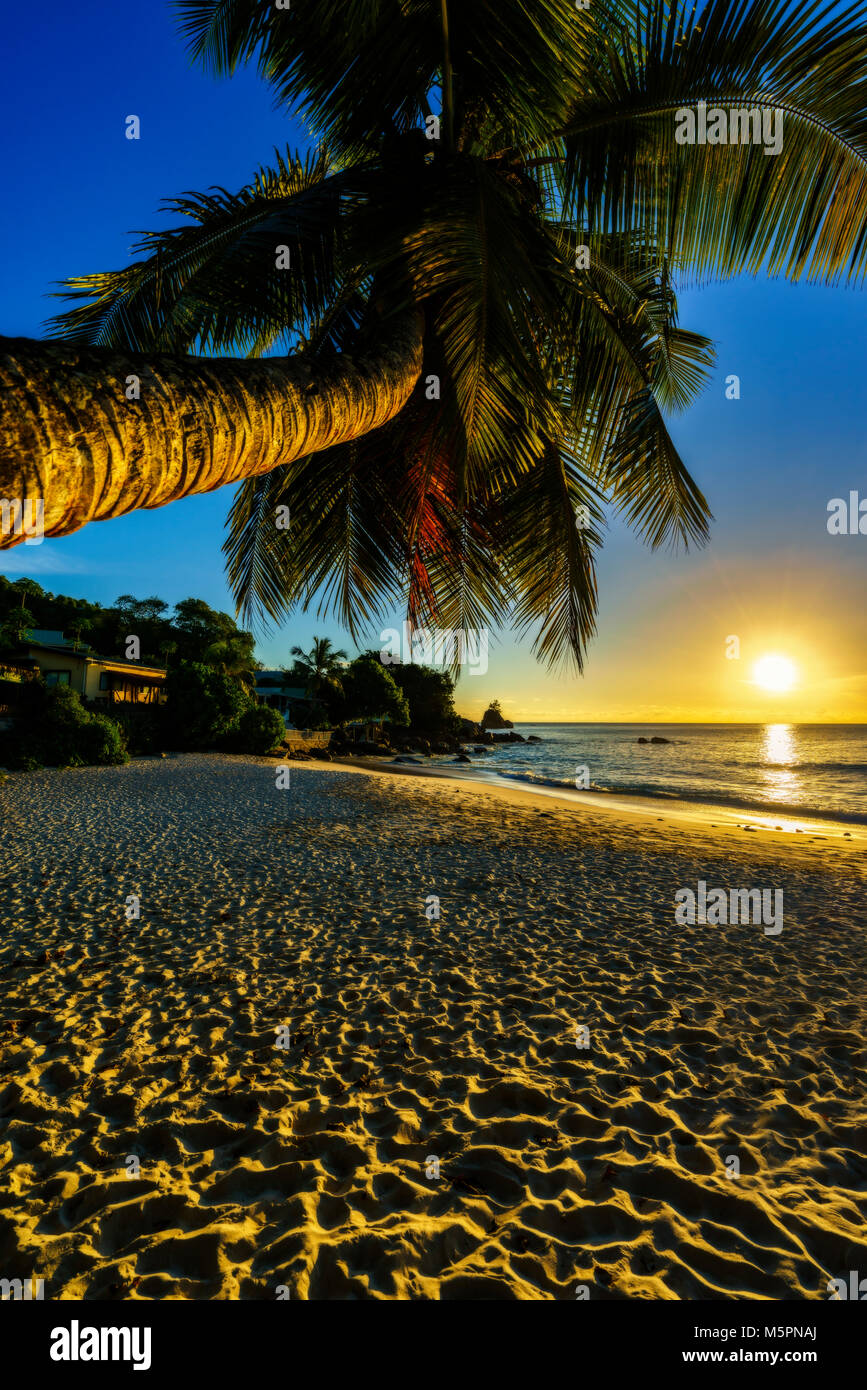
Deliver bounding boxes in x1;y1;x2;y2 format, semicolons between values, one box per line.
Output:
172;597;258;679
2;3;867;669
0;605;36;648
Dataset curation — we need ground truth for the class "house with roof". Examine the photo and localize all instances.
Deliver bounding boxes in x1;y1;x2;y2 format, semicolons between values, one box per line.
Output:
3;629;167;705
254;671;327;728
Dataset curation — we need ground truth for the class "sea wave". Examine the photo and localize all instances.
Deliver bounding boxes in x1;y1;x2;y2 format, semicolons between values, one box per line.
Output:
746;760;867;774
485;768;867;825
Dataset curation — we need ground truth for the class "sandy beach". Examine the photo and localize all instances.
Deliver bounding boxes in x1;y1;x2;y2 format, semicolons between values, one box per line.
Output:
1;753;865;1300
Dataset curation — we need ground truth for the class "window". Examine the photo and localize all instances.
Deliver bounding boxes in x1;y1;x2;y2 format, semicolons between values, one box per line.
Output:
45;670;70;687
98;672;110;692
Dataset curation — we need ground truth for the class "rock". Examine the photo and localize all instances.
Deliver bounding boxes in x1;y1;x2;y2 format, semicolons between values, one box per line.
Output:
454;754;472;763
480;704;514;730
637;737;648;744
650;736;671;745
527;735;542;743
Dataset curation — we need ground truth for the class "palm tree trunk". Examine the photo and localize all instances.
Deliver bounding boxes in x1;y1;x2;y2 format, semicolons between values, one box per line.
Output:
0;309;423;549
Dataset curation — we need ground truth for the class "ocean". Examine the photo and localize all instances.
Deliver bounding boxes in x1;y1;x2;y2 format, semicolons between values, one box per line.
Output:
451;723;867;825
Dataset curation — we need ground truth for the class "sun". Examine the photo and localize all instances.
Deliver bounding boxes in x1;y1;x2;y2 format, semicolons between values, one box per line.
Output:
753;654;798;693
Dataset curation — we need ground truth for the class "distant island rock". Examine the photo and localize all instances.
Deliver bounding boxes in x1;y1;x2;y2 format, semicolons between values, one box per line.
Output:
480;701;513;730
638;736;671;744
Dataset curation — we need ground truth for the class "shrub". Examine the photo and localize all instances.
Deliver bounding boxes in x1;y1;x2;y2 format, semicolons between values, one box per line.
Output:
0;684;128;768
229;703;286;754
99;702;170;755
165;662;249;748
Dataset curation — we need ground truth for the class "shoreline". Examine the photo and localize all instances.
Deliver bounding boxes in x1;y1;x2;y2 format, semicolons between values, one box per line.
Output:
330;755;867;850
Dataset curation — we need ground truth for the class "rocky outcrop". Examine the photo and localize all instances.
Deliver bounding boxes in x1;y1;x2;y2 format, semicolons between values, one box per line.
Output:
480;704;513;730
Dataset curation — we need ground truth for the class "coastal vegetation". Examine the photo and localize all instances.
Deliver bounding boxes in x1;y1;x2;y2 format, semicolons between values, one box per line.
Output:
0;576;258;676
0;584;473;765
1;684;128;771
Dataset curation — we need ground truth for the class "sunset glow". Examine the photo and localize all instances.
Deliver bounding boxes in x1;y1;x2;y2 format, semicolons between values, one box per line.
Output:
753;654;798;693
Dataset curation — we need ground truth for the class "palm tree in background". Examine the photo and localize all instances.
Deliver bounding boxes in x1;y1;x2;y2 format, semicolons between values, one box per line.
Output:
287;636;348;700
2;0;867;668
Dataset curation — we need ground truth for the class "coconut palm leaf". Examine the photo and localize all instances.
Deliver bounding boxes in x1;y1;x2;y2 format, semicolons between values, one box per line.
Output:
45;148;365;352
549;0;867;282
502;440;604;671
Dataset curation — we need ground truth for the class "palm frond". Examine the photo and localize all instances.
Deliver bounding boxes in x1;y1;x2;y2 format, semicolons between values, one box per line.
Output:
553;0;867;283
46;149;366;351
556;236;715;548
502;440;604;672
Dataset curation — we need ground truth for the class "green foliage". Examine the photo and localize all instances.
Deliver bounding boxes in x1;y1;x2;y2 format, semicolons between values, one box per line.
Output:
166;662;284;752
100;703;170;756
166;662;250;748
0;604;36;647
0;577;257;676
340;655;410;726
0;684;129;769
229;702;286;754
384;659;459;733
171;598;258;679
287;636;347;698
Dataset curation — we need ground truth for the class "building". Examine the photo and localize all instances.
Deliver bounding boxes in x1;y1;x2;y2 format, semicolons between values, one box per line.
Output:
4;630;167;705
254;671;327;728
343;716;392;744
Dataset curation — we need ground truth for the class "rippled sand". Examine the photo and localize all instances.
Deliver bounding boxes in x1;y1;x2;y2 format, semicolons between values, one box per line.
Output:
0;754;864;1300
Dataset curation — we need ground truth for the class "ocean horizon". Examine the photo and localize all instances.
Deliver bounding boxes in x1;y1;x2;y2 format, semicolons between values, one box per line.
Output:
451;722;867;824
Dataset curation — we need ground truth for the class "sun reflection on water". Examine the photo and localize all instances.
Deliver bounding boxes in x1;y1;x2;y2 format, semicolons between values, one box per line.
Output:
760;723;801;801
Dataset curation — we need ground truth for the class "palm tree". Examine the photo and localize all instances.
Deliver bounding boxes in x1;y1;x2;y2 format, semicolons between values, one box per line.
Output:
2;0;867;668
287;636;348;700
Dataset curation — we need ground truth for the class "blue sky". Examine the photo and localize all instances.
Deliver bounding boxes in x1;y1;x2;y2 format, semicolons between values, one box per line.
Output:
2;1;865;720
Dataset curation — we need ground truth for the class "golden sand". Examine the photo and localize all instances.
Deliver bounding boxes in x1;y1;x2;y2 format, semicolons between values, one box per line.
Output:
0;754;865;1300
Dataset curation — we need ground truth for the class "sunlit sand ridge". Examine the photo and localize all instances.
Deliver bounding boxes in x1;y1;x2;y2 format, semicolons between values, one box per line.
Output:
1;755;865;1300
